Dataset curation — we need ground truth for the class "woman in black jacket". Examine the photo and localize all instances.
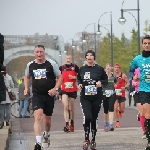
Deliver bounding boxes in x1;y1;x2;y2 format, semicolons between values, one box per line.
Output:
77;50;108;150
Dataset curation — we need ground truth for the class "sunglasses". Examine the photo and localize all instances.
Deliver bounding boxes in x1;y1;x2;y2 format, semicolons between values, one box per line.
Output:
35;45;45;50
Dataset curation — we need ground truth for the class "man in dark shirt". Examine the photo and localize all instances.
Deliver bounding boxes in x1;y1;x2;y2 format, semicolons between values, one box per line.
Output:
24;45;62;150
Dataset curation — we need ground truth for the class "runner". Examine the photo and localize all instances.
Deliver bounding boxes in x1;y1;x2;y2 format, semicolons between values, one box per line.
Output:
103;64;117;131
24;45;62;150
129;35;150;150
113;63;129;127
77;50;108;150
59;55;79;132
132;68;146;139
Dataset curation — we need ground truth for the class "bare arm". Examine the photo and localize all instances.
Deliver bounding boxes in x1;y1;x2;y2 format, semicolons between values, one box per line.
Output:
24;76;30;96
55;75;62;89
123;74;130;88
48;75;62;96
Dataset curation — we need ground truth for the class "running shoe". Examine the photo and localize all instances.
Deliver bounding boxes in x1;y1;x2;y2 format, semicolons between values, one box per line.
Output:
90;140;96;150
109;126;114;131
115;122;120;127
42;132;50;148
63;125;70;133
142;133;147;139
0;121;4;129
145;143;150;150
104;125;109;132
137;113;140;121
70;124;74;132
34;142;43;150
82;140;90;150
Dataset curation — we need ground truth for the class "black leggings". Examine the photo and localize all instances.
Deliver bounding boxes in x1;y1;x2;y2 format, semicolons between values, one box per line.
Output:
80;95;102;131
103;94;116;114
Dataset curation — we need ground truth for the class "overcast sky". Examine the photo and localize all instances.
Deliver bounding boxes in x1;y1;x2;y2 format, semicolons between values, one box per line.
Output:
0;0;150;42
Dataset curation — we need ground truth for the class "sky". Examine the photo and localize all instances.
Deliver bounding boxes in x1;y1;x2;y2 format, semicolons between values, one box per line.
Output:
0;0;150;43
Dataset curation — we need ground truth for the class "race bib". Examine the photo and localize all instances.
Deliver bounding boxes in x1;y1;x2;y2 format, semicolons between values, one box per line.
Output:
85;85;97;95
64;82;73;88
145;73;150;83
105;90;114;97
33;69;46;79
115;89;122;96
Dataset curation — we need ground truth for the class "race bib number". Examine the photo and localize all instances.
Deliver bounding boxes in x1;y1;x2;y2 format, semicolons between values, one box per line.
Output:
85;85;97;95
105;90;114;97
65;82;73;88
33;69;46;79
115;89;122;96
145;73;150;83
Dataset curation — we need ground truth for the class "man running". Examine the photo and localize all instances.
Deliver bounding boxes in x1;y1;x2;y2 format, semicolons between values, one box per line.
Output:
24;45;62;150
59;55;79;132
129;35;150;150
113;63;129;127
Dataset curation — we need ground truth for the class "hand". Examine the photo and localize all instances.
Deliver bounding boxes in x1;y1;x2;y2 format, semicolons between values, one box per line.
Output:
133;75;139;81
78;84;83;90
96;81;101;87
57;99;62;103
68;74;75;79
133;81;138;86
48;88;56;97
121;87;126;90
24;89;28;96
114;83;117;88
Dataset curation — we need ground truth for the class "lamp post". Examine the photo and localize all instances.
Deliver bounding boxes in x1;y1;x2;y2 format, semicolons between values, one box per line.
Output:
97;26;110;65
118;0;140;55
82;23;97;56
97;11;113;66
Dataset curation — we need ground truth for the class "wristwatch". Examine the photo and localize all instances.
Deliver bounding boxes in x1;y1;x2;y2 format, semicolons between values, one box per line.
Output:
55;88;58;91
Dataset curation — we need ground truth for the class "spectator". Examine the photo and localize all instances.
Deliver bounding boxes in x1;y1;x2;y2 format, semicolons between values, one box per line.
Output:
18;77;30;118
0;66;14;128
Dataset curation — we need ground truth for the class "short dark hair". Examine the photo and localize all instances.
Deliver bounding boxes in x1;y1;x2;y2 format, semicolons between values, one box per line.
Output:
35;45;45;50
142;35;150;43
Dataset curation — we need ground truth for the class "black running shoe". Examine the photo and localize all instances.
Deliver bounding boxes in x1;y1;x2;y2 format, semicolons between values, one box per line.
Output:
0;120;4;129
145;143;150;150
34;142;43;150
137;113;140;121
63;125;70;133
90;140;96;150
6;122;9;126
109;127;114;131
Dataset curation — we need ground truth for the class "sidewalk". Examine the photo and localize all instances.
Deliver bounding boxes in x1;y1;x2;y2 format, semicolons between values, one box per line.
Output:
0;126;9;150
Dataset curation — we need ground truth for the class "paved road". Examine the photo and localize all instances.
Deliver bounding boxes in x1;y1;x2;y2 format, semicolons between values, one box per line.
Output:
9;94;148;150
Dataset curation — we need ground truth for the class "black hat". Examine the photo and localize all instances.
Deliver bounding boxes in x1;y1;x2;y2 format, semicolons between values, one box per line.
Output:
85;50;95;60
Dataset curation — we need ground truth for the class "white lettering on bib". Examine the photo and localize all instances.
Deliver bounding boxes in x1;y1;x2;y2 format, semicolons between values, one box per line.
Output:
105;90;114;97
85;85;97;95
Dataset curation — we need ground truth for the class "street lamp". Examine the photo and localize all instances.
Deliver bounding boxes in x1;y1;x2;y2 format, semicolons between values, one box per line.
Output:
82;23;97;55
97;11;113;66
118;0;140;55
